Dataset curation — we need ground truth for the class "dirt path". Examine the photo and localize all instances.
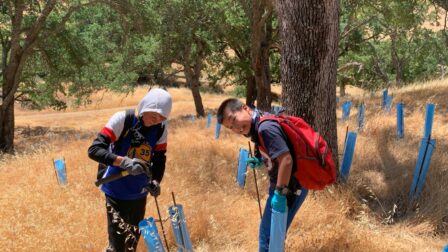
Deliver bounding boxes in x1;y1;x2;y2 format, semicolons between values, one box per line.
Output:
15;106;134;130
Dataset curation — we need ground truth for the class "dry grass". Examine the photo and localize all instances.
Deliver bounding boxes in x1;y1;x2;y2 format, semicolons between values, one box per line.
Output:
1;82;448;251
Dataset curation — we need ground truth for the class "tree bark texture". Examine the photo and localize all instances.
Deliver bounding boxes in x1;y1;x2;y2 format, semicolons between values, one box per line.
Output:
251;0;272;112
184;64;205;117
433;0;448;11
339;82;346;97
245;75;257;107
390;32;404;84
276;0;340;168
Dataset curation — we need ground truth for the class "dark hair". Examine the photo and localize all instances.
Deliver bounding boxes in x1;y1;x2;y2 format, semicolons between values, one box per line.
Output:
217;98;245;124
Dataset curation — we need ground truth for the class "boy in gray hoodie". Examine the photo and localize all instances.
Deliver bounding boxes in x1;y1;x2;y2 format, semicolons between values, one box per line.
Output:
88;88;172;252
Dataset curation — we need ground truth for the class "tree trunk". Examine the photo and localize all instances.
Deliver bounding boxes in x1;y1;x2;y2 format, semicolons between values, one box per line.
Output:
0;0;58;153
443;10;448;49
368;42;390;85
390;32;404;84
251;0;272;112
0;82;15;153
276;0;340;168
184;64;205;117
1;35;24;154
339;82;346;97
245;75;257;107
433;0;448;11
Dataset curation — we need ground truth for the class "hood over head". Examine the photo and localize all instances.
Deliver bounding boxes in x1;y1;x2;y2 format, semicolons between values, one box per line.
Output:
137;88;172;118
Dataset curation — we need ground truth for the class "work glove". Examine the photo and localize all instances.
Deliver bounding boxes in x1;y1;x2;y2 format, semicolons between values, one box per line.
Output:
247;156;264;169
271;190;287;213
119;157;149;176
146;180;161;197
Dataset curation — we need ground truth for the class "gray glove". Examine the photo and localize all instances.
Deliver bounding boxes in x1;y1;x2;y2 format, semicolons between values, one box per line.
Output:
119;157;149;176
146;180;161;197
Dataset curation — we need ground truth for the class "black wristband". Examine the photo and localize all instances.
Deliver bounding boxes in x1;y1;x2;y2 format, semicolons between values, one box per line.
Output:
275;185;289;196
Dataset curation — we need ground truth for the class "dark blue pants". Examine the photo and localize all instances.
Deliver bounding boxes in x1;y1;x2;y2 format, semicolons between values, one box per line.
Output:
259;187;308;252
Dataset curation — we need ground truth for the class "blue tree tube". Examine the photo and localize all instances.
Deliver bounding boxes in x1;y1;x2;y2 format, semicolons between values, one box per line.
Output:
382;89;388;109
215;122;221;139
396;102;404;139
423;103;435;139
168;204;193;252
206;112;211;128
53;158;67;186
237;148;249;188
385;95;393;113
342;101;352;121
269;208;287;252
139;217;165;252
409;138;436;203
340;132;358;182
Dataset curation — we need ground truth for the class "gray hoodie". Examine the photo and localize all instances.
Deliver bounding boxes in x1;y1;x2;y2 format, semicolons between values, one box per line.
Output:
137;88;172;118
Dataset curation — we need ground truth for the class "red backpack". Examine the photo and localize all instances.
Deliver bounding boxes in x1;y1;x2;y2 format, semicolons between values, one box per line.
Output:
258;115;336;190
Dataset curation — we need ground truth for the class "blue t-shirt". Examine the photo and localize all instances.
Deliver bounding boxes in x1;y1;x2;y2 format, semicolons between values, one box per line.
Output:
248;111;292;185
258;121;290;160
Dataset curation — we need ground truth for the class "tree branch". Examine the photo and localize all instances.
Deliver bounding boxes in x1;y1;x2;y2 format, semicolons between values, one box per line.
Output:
258;2;273;29
433;0;448;11
341;15;377;39
22;0;57;53
10;0;25;56
44;2;97;38
338;62;364;73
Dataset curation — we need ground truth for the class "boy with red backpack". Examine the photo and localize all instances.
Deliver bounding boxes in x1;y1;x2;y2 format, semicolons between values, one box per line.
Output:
217;98;336;251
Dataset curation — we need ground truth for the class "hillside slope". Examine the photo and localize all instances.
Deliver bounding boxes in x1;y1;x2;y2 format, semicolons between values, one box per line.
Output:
1;82;447;251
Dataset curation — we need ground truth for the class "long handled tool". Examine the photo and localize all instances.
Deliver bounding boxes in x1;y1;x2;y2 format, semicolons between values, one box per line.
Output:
95;159;150;187
95;170;129;187
154;196;170;252
248;141;263;219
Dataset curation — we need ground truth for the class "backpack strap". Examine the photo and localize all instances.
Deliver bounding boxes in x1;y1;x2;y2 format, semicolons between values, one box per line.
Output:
116;109;136;143
257;115;302;192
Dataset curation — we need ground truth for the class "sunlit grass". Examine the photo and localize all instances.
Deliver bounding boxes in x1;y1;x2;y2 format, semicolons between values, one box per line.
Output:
2;82;447;251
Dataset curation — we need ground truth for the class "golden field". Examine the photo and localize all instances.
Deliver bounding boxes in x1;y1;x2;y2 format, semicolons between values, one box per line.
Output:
1;80;448;251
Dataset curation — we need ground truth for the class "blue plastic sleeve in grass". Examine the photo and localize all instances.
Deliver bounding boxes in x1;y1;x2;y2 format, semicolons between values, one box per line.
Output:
206;113;211;128
357;103;365;131
443;244;448;252
340;132;357;182
424;103;435;139
385;95;393;113
168;204;193;252
215;122;221;139
342;101;352;121
382;89;388;108
269;208;287;252
139;217;165;252
414;139;436;199
397;102;404;139
53;159;67;186
237;148;249;188
409;138;427;201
